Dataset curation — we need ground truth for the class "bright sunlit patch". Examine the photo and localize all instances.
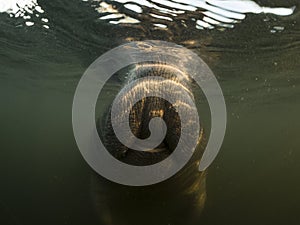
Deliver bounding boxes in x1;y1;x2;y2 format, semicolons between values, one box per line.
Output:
150;13;173;21
109;17;140;24
153;23;167;28
0;0;45;15
124;3;143;13
196;19;214;29
0;0;296;31
0;0;49;28
93;0;296;31
25;21;34;26
100;14;123;20
41;18;48;23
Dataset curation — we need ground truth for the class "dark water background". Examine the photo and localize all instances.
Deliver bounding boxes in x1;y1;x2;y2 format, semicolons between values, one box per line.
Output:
0;0;299;224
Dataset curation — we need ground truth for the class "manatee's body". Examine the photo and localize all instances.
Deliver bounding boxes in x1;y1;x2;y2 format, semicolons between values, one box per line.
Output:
88;1;296;224
93;62;207;225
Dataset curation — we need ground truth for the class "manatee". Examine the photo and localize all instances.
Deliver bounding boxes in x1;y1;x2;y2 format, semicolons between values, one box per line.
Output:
92;61;207;225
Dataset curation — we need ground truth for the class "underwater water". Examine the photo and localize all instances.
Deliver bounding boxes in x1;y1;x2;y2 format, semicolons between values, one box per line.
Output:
0;0;299;224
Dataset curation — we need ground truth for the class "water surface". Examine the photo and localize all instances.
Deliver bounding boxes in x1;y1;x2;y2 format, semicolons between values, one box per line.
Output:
0;0;299;224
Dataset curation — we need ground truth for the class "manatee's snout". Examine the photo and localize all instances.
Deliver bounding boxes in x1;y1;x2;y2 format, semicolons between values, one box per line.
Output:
100;63;203;166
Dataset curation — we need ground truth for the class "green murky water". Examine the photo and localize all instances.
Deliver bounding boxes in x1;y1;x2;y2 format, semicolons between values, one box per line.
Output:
0;0;299;224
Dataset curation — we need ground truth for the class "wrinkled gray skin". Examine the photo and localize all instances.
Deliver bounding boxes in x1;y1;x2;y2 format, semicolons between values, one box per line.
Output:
92;63;207;225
